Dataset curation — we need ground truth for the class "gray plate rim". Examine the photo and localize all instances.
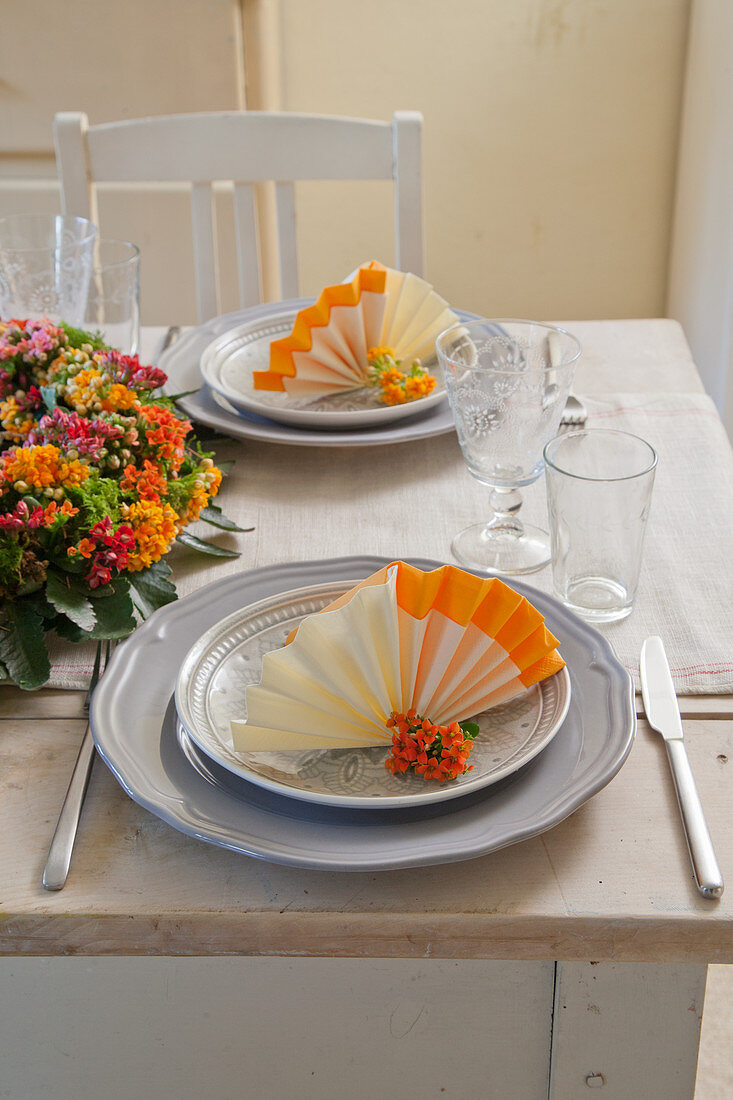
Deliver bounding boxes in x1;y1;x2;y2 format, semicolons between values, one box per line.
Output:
91;555;636;871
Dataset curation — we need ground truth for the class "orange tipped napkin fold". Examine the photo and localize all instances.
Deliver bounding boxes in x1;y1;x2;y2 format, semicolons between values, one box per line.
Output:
252;261;458;396
231;561;565;752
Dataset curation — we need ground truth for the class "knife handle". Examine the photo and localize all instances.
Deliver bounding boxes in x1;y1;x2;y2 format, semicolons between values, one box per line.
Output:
665;740;724;898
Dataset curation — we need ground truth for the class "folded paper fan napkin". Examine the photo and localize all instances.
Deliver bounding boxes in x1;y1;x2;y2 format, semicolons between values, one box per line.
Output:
231;562;564;753
252;261;458;396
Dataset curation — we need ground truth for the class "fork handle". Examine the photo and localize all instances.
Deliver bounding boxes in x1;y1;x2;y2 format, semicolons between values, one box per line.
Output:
42;722;96;891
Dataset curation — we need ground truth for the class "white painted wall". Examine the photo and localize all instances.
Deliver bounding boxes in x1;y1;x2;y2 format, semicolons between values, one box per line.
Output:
278;0;690;324
0;0;690;333
667;0;733;435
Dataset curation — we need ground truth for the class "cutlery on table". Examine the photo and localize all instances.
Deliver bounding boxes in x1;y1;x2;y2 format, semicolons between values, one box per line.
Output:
548;330;587;427
156;324;181;359
640;635;724;899
559;391;587;427
42;640;112;890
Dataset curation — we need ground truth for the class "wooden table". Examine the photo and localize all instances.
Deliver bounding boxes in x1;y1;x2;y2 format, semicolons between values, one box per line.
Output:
1;320;731;1099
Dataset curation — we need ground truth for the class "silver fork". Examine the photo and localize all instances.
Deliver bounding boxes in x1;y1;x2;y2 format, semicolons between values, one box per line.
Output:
560;391;587;427
548;331;587;427
42;639;112;890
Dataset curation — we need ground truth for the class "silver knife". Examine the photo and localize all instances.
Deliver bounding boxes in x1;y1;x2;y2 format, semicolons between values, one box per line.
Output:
640;636;724;899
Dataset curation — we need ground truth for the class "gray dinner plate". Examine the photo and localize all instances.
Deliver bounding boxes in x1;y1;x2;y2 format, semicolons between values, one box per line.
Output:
199;307;447;429
91;556;635;871
159;301;473;447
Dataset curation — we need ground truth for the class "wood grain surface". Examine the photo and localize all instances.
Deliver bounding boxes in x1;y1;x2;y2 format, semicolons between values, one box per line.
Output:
1;320;730;965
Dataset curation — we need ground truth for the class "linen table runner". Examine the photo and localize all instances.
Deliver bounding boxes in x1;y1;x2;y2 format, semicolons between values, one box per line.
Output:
525;393;733;693
39;392;733;695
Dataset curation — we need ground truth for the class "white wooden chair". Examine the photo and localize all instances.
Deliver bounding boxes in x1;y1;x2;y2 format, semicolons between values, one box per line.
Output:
53;110;424;322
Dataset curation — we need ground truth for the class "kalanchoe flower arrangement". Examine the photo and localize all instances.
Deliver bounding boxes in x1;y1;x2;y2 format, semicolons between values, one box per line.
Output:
0;317;240;690
366;346;437;406
384;709;479;782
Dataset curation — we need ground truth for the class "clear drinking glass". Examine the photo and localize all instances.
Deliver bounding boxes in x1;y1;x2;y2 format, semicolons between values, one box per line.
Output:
83;239;140;355
544;429;657;622
0;213;97;326
436;319;581;574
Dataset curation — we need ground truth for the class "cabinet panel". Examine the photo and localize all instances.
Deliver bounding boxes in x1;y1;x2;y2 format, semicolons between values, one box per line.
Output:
0;958;555;1100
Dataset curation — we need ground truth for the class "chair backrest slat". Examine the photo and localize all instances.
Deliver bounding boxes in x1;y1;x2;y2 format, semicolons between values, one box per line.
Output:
233;182;261;309
54;110;425;321
190;183;220;322
393;111;424;277
53;112;97;224
82;114;395;182
275;182;298;301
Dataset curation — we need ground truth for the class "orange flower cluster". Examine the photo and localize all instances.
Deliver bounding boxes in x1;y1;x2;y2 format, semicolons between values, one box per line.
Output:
0;396;35;443
120;498;179;571
366;346;394;363
42;499;78;527
137;404;191;471
63;367;138;416
173;460;223;531
384;710;476;782
366;347;437;407
120;458;169;501
0;444;91;492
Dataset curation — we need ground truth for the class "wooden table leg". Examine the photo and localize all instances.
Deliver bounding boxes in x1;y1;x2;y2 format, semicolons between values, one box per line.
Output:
549;961;707;1098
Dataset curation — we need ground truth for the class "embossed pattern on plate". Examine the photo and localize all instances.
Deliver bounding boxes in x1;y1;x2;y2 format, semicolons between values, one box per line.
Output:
174;580;571;808
91;555;636;871
199;309;446;430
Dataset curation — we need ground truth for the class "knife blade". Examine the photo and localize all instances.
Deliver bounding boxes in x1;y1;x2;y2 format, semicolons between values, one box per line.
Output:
640;636;724;899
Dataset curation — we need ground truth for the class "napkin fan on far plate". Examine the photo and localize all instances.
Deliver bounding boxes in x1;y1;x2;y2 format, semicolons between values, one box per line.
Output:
251;262;459;396
231;562;565;752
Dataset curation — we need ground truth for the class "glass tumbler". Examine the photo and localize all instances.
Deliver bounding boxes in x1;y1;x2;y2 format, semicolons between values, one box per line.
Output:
544;429;658;622
83;239;141;355
436;319;581;574
0;213;97;326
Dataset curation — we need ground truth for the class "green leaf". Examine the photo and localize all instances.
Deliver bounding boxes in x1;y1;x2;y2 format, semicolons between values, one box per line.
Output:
45;570;96;631
89;581;136;638
52;616;90;644
40;385;57;413
459;721;480;740
129;560;178;618
199;504;252;532
214;459;235;475
166;389;200;400
175;531;240;558
0;602;51;690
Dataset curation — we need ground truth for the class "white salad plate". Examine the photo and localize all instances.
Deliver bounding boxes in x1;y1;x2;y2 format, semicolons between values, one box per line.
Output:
199;306;446;429
91;556;635;872
159;301;475;448
174;582;571;809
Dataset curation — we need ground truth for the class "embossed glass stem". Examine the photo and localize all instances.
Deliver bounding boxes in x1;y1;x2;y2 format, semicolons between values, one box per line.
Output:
487;486;524;536
436;319;581;575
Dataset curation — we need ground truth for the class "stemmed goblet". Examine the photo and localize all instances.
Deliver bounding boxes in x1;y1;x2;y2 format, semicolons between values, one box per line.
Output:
436;319;581;575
